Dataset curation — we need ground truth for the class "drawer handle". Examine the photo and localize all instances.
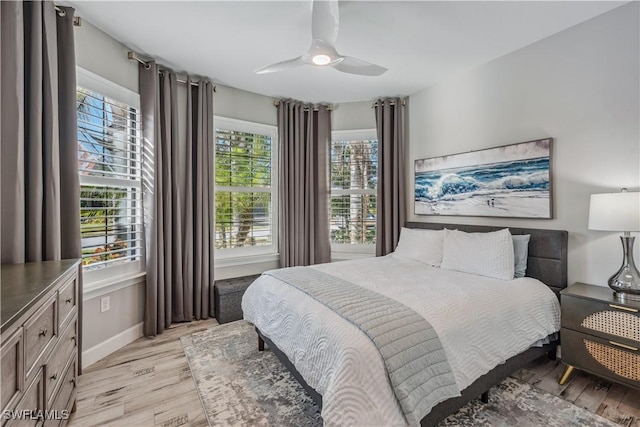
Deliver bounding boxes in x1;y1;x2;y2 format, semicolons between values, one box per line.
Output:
39;329;48;337
50;373;57;381
609;340;639;351
65;298;72;304
609;304;638;313
70;379;76;387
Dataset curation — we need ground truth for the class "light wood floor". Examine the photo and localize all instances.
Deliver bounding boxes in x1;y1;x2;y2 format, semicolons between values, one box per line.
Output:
68;319;640;427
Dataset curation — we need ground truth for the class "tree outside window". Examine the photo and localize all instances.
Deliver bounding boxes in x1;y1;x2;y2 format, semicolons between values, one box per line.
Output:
330;136;378;245
214;120;276;253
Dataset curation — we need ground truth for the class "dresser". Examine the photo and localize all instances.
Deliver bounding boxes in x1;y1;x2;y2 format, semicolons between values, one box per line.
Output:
1;260;81;426
559;283;639;390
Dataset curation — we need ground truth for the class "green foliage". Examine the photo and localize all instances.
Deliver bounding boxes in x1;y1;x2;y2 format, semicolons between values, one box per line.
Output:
80;186;131;265
215;130;272;249
330;140;378;244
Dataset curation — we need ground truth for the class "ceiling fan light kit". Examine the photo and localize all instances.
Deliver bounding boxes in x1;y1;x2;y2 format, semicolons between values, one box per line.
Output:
312;54;332;65
255;0;387;76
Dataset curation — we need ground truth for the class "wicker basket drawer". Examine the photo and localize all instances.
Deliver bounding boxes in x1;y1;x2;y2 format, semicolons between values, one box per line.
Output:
561;327;640;389
561;294;640;344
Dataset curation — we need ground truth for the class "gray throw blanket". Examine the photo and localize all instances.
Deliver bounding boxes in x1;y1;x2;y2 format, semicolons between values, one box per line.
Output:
264;267;460;425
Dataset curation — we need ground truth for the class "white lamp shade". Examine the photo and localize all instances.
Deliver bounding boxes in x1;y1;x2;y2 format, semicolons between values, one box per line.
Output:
588;192;640;232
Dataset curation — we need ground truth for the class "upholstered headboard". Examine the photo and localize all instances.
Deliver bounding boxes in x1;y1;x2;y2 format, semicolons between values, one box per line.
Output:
405;222;568;295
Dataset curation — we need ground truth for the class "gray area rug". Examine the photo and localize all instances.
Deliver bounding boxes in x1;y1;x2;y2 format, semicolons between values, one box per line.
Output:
181;321;618;427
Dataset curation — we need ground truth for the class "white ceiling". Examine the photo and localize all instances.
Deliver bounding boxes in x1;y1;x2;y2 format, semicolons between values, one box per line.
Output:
65;1;626;104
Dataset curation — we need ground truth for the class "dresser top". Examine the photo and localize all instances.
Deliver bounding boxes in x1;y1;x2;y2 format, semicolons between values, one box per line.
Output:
1;259;80;332
562;282;640;310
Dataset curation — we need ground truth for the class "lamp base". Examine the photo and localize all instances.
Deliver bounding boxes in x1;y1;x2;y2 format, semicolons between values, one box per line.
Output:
608;236;640;301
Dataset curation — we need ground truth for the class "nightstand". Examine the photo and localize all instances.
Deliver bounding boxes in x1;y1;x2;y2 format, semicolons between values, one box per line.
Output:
559;283;639;390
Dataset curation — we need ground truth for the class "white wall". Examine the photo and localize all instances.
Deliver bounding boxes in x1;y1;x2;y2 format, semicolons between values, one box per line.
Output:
333;101;376;131
408;2;639;287
74;20;138;94
215;84;277;126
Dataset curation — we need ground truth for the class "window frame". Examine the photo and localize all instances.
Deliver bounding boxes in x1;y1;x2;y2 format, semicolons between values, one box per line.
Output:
330;129;379;257
213;116;279;261
76;67;145;287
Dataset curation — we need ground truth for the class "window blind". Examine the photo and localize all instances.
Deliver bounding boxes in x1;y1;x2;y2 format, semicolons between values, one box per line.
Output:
330;138;378;245
77;88;143;270
214;126;274;250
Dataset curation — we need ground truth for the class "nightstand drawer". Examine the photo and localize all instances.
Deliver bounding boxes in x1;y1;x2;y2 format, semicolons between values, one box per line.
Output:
561;294;640;345
561;328;639;389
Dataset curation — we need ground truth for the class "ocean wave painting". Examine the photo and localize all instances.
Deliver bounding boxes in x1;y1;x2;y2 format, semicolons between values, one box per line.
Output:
414;139;552;218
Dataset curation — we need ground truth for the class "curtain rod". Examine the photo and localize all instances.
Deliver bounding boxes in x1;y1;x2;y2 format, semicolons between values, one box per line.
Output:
54;5;82;26
127;51;217;92
273;100;333;112
371;99;406;109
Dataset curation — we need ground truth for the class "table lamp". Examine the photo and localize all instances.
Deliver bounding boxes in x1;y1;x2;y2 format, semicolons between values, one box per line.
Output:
588;189;640;301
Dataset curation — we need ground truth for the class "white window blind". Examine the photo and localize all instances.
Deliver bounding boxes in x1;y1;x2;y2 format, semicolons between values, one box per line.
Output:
214;118;277;254
330;134;378;245
77;87;143;272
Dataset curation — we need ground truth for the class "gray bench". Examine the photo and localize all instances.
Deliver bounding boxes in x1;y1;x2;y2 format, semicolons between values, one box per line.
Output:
214;275;260;324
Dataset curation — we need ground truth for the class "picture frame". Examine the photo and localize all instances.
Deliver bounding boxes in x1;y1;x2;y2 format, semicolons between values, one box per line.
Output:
414;138;553;218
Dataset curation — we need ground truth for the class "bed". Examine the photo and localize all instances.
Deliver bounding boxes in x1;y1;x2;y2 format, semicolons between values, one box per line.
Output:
242;222;568;426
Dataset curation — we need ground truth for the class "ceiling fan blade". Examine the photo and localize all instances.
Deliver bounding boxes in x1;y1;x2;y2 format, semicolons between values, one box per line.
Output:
254;56;304;74
333;56;387;76
312;0;339;45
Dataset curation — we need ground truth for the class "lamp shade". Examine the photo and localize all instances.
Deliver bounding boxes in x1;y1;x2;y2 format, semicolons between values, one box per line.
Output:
588;192;640;232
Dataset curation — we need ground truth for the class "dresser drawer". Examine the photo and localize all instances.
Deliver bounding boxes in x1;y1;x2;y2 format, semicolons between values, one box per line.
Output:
5;368;45;427
57;275;76;331
24;295;57;381
44;358;75;427
561;294;640;346
1;328;24;415
561;327;639;389
45;319;77;406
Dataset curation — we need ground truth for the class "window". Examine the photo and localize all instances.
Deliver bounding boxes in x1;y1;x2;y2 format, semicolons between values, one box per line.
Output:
77;82;143;279
214;117;277;257
330;130;378;248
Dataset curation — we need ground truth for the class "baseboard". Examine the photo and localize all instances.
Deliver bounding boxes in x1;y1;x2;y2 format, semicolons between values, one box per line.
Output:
82;322;144;369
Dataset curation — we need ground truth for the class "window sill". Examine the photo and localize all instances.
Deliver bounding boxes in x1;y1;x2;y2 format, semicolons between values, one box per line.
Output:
215;253;280;268
83;271;146;301
81;254;279;300
331;252;376;262
331;243;376;258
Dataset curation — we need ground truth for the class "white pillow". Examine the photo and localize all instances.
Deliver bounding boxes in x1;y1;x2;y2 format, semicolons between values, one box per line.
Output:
512;234;531;278
441;228;515;280
393;228;444;267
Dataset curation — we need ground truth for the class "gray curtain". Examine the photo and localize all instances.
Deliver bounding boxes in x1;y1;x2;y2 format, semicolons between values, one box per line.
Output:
277;99;331;267
139;62;215;336
375;98;406;256
1;1;81;263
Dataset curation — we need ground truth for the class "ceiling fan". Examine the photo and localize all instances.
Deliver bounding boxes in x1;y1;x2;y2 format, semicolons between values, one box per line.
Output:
254;0;387;76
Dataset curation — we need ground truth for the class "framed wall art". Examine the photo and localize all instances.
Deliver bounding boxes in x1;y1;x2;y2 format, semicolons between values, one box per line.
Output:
414;138;552;218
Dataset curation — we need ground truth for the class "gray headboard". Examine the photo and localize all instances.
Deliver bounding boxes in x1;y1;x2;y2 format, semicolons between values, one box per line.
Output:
405;222;568;295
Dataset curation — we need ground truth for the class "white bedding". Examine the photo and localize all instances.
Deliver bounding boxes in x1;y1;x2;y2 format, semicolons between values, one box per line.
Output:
241;255;561;426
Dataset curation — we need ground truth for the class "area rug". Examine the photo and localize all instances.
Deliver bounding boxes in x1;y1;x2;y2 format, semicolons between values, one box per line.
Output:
181;321;619;427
